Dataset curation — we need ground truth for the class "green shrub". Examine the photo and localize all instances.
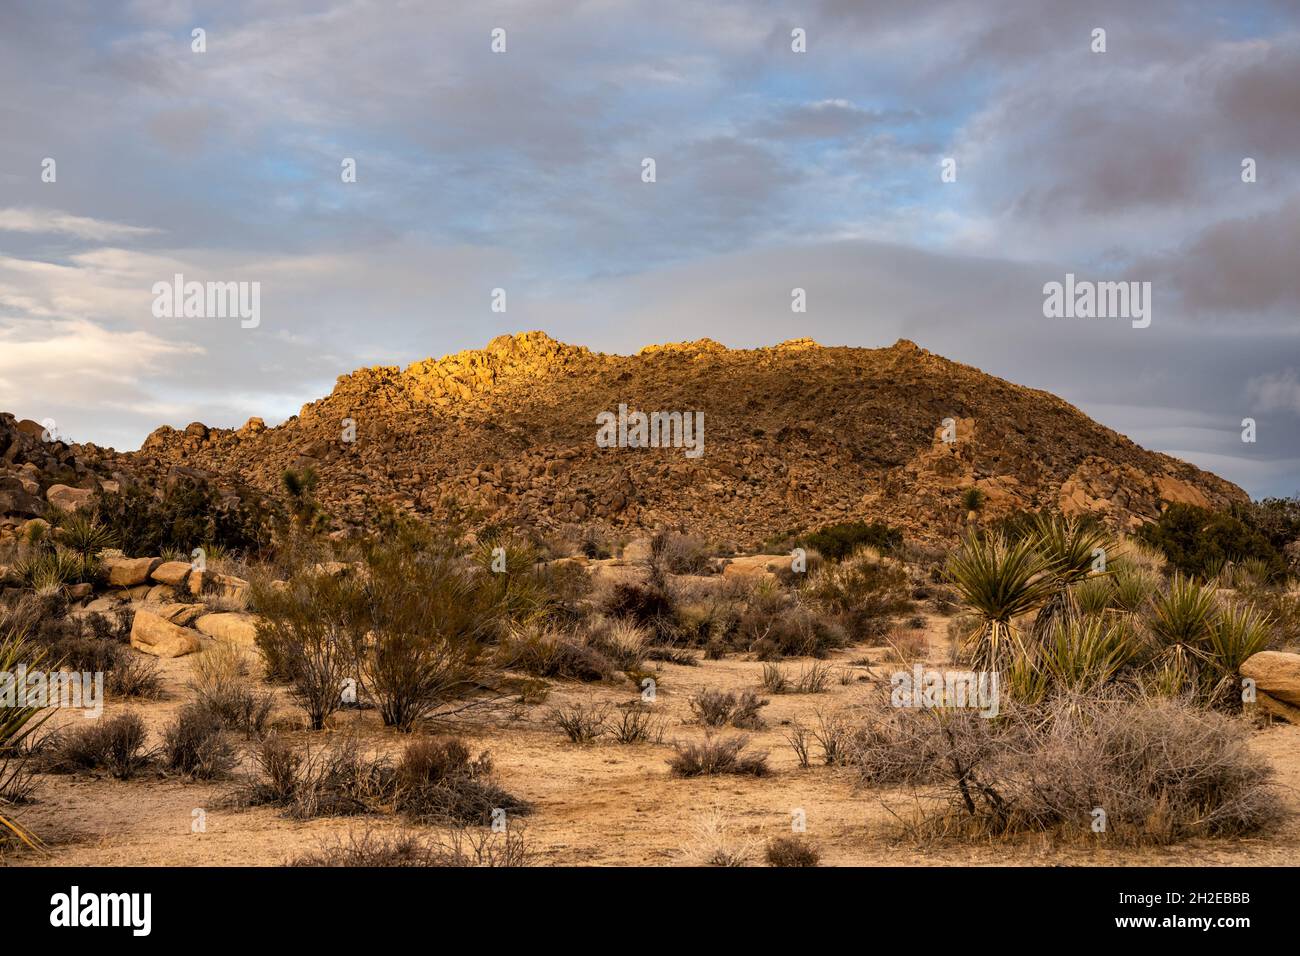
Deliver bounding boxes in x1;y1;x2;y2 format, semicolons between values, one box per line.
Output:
92;477;275;559
1137;503;1286;580
801;521;902;562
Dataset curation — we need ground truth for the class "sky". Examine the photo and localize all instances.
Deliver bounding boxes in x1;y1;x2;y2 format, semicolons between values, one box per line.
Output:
0;0;1297;498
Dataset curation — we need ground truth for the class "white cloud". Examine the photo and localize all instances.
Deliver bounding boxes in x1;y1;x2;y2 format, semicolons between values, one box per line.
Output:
0;208;161;241
1248;368;1300;416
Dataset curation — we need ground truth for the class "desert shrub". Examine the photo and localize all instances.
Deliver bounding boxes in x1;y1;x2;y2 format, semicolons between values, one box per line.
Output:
759;663;790;694
253;570;359;729
1009;618;1140;703
292;826;529;867
607;703;664;744
91;477;275;560
746;604;848;659
784;722;811;767
765;836;820;867
161;704;237;779
107;654;164;700
44;713;154;779
884;626;929;663
689;689;768;729
242;735;382;818
189;643;274;737
688;809;755;866
393;736;528;825
648;531;712;575
668;735;769;777
804;547;912;638
961;487;985;512
550;703;610;743
14;547;96;593
500;625;613;682
762;661;833;694
848;692;1283;845
807;709;853;765
584;616;649;669
601;580;677;642
1137;503;1286;580
802;521;902;562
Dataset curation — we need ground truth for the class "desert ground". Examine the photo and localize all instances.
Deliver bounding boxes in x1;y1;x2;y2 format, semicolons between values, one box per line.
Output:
10;609;1299;868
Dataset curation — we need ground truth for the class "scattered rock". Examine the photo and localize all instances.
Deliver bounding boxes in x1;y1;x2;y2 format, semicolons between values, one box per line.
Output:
194;612;259;648
103;556;163;588
130;609;202;658
1242;651;1300;707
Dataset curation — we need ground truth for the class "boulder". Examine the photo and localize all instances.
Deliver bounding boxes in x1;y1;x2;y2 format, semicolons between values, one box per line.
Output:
103;555;162;588
153;602;208;627
1256;691;1300;725
1242;651;1300;707
194;612;259;648
130;609;202;658
150;561;192;586
66;582;93;601
722;554;789;579
146;584;177;603
46;484;94;513
189;570;249;603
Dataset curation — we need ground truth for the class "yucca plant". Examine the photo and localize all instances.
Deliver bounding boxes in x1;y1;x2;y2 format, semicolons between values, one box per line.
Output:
1029;515;1114;640
1145;573;1221;705
1038;617;1139;692
1;625;52;852
1203;602;1272;707
1110;562;1160;614
1072;575;1115;618
14;547;88;594
57;513;116;560
946;532;1055;672
1147;573;1219;648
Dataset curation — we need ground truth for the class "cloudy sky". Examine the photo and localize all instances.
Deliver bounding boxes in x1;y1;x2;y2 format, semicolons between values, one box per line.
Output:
1;0;1297;497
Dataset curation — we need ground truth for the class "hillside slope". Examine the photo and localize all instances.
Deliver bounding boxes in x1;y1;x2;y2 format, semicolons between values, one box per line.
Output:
115;331;1244;547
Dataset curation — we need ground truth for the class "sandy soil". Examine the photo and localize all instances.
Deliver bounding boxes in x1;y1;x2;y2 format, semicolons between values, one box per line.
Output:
7;616;1300;867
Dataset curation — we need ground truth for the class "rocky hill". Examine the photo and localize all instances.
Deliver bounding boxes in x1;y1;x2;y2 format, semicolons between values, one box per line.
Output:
74;330;1244;549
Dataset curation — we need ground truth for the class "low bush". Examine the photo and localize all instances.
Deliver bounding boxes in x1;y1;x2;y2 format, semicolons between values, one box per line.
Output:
765;836;820;867
668;735;769;777
161;704;237;779
688;689;768;729
801;521;902;562
42;713;155;780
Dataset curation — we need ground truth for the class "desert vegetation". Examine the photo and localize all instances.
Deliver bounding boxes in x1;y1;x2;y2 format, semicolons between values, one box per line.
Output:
2;464;1299;865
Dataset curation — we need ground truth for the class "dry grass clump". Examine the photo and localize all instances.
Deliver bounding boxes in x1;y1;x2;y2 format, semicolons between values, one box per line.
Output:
241;733;527;825
668;734;770;777
189;642;274;737
686;808;756;866
160;703;237;779
765;835;821;867
849;690;1285;845
500;625;613;682
291;826;528;867
550;702;611;743
39;712;155;780
760;661;832;694
688;688;768;729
